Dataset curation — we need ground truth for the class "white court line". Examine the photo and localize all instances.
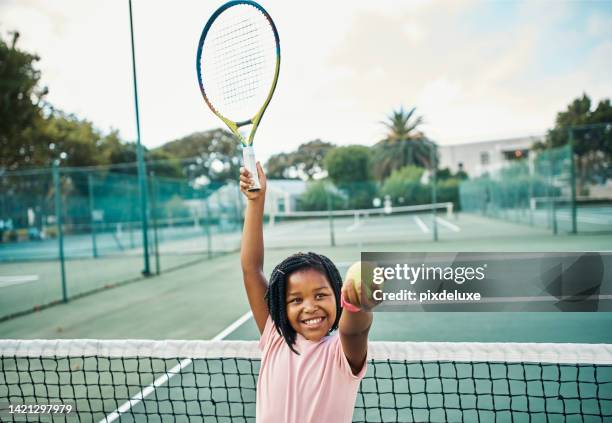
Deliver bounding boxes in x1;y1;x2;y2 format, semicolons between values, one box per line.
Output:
346;215;363;232
553;213;611;225
0;275;40;288
101;311;253;423
435;217;461;232
413;216;429;233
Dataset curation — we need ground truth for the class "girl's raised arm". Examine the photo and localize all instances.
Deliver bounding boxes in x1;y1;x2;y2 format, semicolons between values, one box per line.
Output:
239;163;269;334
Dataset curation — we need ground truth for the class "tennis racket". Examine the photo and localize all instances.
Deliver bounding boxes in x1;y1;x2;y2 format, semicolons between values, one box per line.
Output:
196;0;280;191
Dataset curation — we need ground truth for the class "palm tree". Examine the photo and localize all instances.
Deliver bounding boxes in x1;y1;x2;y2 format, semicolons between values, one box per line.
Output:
373;106;435;180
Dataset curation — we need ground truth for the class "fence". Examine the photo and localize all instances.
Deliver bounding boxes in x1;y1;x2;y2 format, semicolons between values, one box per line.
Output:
0;158;456;320
459;124;612;235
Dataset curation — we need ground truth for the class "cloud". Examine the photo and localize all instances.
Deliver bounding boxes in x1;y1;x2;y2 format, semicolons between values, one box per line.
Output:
1;0;610;161
587;14;612;38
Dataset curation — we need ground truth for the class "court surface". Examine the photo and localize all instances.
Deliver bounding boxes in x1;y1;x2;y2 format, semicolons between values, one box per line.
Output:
2;211;612;422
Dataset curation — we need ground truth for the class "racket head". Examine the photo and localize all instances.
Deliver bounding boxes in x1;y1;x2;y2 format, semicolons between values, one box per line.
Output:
196;0;280;145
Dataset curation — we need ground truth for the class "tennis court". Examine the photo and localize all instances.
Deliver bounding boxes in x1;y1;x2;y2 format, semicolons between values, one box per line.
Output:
2;214;612;421
2;1;612;419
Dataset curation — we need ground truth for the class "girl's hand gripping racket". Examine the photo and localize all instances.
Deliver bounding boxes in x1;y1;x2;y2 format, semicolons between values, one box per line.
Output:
196;0;280;191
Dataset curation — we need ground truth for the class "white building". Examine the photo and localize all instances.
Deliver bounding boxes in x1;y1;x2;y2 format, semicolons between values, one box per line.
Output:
265;179;307;214
439;135;544;177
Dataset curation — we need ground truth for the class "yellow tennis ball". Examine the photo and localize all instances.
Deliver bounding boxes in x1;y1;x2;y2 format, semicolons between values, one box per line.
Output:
345;261;378;303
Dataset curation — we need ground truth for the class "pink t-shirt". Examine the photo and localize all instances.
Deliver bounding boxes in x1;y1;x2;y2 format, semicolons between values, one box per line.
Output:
256;316;367;423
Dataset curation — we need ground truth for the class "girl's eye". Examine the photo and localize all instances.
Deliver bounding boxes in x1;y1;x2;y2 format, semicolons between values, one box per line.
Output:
290;298;301;304
316;293;326;300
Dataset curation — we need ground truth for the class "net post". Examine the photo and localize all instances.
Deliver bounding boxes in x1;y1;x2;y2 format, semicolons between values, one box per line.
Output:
568;127;577;234
88;173;98;258
545;140;558;235
551;151;558;235
149;171;160;275
52;161;68;303
430;146;438;242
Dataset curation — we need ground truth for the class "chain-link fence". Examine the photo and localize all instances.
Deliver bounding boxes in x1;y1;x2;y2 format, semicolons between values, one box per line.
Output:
459;124;612;234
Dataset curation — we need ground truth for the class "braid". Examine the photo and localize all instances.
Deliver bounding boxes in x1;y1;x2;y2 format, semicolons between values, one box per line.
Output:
265;252;343;354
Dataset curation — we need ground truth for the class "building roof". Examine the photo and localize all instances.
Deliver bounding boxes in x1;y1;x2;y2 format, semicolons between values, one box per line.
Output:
439;135;544;150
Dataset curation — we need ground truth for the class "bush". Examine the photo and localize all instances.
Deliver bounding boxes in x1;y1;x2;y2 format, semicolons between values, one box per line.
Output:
341;181;379;209
436;178;461;208
381;165;462;208
381;166;427;205
298;181;345;211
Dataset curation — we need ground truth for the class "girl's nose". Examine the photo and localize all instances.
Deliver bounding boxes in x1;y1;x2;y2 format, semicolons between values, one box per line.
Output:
302;299;317;313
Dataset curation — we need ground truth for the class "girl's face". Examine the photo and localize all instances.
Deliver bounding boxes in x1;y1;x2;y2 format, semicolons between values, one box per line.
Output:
285;268;337;341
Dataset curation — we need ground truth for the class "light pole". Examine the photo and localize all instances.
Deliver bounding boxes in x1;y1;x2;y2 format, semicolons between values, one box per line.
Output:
128;0;150;276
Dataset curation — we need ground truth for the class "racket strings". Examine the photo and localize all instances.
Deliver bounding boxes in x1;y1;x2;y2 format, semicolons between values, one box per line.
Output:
200;4;277;121
211;21;266;103
212;38;262;68
210;18;253;42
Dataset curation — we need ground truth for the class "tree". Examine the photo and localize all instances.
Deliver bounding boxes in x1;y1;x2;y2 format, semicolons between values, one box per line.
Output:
156;129;241;183
324;145;371;185
0;31;48;170
0;32;129;171
372;106;436;180
324;145;376;208
145;150;183;179
266;152;294;179
536;94;612;195
266;139;335;180
39;111;108;167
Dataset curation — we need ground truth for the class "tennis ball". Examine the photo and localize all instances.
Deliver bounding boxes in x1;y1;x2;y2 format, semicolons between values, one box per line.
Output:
345;261;379;305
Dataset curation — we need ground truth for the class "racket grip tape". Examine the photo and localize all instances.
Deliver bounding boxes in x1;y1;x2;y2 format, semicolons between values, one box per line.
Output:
242;146;261;191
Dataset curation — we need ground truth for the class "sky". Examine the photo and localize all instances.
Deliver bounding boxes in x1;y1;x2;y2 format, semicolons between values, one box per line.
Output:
2;0;612;162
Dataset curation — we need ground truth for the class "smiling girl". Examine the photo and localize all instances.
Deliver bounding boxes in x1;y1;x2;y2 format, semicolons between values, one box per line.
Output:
239;163;374;423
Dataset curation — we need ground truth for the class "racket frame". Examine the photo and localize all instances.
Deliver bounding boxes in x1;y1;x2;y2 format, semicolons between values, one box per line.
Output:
196;0;280;191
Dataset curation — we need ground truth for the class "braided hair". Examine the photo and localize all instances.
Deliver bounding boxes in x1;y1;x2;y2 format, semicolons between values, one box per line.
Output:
266;252;343;354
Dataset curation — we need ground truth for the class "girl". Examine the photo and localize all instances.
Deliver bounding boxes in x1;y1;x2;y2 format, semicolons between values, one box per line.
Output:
239;163;374;423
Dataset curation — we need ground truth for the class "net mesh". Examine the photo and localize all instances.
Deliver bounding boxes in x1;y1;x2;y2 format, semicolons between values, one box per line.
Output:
199;3;278;121
266;203;454;249
1;340;611;422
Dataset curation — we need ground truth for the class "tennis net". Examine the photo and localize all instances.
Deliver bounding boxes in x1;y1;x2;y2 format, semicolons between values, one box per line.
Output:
266;203;455;248
1;340;611;422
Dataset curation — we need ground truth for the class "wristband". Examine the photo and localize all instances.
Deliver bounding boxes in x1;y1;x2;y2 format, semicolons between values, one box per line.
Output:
341;292;360;313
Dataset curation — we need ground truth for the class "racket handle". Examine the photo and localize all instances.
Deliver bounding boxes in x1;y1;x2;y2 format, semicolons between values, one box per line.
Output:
242;146;261;191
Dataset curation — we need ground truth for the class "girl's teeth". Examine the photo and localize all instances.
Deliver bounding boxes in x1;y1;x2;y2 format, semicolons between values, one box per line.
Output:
305;317;322;325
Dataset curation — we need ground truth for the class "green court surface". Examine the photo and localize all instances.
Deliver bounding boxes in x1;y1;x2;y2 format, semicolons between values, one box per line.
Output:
1;212;611;342
1;213;612;422
2;210;611;321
